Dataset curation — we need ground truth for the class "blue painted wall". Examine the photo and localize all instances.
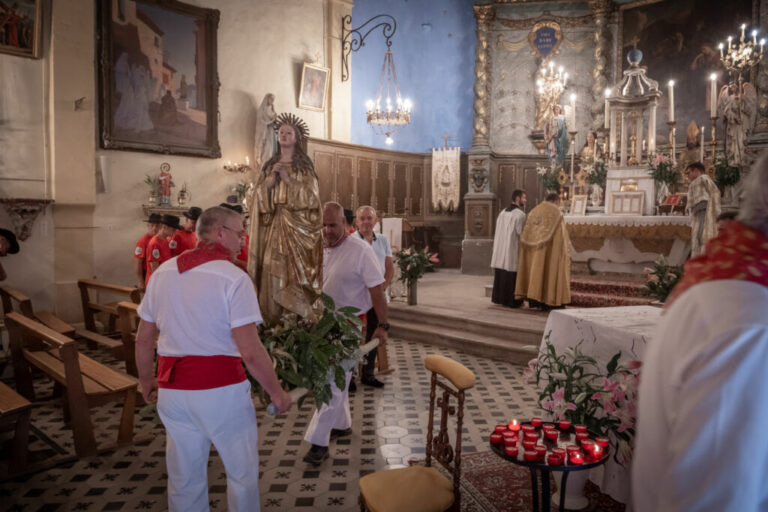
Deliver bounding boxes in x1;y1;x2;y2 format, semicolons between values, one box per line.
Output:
350;0;475;153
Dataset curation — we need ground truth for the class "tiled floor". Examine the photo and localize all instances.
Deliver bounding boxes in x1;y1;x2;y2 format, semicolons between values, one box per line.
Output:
1;338;540;511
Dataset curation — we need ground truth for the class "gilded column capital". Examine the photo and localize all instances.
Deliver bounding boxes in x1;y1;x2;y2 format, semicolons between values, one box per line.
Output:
473;5;495;26
588;0;613;18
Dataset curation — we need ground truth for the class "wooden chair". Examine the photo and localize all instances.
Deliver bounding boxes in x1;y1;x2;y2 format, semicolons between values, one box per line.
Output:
76;279;140;351
0;381;32;474
0;285;76;338
358;354;476;512
6;312;139;458
116;301;140;377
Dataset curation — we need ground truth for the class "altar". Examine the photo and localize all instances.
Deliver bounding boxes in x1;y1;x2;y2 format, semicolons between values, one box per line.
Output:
539;306;661;505
565;214;691;273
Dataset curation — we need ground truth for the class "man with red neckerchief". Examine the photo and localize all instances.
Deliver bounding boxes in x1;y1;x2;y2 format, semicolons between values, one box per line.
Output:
133;213;160;290
135;206;291;512
633;155;768;511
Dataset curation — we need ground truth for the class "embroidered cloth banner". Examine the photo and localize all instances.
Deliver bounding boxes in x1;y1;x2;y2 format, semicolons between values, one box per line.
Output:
431;147;460;212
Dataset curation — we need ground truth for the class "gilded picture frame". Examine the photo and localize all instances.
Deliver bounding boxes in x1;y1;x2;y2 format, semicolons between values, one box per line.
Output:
298;62;329;112
528;20;563;60
97;0;221;158
0;0;42;59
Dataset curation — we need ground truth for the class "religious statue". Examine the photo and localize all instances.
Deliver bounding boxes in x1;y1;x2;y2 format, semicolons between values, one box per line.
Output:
717;81;757;166
544;104;569;169
158;163;173;206
580;131;603;204
676;121;703;182
247;113;323;326
253;93;278;171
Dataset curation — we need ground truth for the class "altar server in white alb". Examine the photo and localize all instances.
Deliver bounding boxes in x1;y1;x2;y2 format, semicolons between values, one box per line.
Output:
685;161;721;257
490;189;527;308
135;206;291;512
303;202;389;465
632;154;768;511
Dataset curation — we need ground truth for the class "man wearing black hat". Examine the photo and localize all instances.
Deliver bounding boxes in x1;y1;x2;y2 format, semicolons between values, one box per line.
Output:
171;206;202;256
134;213;161;290
220;203;248;270
0;228;20;282
146;214;181;285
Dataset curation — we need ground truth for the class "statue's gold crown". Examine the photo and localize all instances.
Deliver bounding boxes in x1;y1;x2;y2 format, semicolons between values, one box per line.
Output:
276;113;309;144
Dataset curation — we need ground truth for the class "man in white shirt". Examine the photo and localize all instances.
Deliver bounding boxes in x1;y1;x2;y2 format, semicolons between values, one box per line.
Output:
490;189;527;308
632;156;768;511
303;202;389;465
355;205;394;387
135;206;291;512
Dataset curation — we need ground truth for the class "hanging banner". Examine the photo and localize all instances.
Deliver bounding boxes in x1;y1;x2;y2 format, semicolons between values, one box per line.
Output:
431;147;461;212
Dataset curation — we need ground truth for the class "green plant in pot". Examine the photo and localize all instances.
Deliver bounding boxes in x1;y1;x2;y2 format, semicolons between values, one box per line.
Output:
394;246;439;305
713;152;741;194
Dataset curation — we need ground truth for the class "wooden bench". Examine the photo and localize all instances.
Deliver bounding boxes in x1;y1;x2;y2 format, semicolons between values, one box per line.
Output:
6;312;139;458
76;279;141;350
116;302;140;377
0;286;76;338
0;381;31;473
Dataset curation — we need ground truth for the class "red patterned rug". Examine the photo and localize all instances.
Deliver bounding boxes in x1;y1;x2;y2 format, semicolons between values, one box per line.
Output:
459;451;626;512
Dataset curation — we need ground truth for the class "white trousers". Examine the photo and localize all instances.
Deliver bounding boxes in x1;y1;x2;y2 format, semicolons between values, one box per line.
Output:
158;380;260;512
304;370;352;446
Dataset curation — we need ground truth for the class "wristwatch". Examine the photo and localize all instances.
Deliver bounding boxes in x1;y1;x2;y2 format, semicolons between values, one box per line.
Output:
378;322;390;331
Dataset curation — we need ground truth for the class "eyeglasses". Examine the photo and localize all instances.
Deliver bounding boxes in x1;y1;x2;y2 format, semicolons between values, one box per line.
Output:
222;225;246;238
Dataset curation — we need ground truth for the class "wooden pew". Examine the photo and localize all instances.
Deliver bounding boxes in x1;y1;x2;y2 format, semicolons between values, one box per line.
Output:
0;381;31;473
0;286;76;338
116;302;140;377
6;312;139;458
76;279;141;350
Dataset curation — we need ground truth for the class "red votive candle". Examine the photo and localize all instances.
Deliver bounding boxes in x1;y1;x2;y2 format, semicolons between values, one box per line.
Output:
574;424;587;434
505;446;519;458
547;453;563;466
504;437;518;448
581;439;595;452
552;448;566;459
524;431;539;441
495;425;508;434
524;449;538;461
595;437;610;448
508;419;521;432
490;433;503;444
543;423;555;430
530;417;543;428
534;444;547;459
566;445;581;456
522;440;537;450
544;429;559;441
592;445;604;461
522;425;536;435
575;432;589;443
558;420;571;430
569;451;584;465
502;431;516;441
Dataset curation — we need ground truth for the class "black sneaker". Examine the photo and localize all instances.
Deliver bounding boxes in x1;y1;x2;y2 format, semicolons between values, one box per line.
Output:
330;428;352;440
302;444;329;466
361;377;385;388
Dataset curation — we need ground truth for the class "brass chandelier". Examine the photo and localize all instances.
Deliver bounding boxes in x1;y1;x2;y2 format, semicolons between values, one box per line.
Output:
365;48;412;145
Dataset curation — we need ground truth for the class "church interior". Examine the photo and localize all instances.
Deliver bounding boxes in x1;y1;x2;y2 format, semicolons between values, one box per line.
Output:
2;0;768;510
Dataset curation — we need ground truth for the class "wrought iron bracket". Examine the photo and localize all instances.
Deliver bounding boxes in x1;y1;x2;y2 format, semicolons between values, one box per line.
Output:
341;14;397;82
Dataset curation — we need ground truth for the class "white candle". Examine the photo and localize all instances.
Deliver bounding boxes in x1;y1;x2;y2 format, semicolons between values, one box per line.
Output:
741;24;746;43
710;74;718;114
753;30;758;45
642;139;647;152
668;80;675;123
761;38;765;55
728;36;732;49
245;156;250;166
570;93;577;127
700;128;704;162
719;43;724;59
604;89;611;130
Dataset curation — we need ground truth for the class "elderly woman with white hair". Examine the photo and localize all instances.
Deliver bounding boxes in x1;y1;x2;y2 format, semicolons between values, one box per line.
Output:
632;153;768;511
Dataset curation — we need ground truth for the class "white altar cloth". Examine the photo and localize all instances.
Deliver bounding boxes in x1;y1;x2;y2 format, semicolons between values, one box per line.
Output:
539;306;662;506
565;214;690;227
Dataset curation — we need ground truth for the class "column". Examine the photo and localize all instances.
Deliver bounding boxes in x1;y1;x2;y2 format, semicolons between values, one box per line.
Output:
609;108;617;163
324;0;353;142
589;0;613;132
471;5;494;148
620;112;628;166
635;114;643;163
648;102;657;155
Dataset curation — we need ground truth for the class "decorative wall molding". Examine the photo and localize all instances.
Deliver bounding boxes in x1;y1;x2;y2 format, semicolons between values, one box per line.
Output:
496;11;594;31
0;198;53;241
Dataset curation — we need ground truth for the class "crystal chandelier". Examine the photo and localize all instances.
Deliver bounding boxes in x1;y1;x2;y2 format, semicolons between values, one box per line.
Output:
365;49;412;145
718;23;765;77
536;61;568;101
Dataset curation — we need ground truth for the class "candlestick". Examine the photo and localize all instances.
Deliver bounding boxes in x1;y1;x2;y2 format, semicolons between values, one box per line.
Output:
569;130;577;201
711;116;717;161
700;127;705;162
710;74;718;114
667;80;675;123
667;121;677;165
604;89;611;130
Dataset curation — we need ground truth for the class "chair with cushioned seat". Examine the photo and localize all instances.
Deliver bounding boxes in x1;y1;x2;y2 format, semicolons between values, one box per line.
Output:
358;354;476;512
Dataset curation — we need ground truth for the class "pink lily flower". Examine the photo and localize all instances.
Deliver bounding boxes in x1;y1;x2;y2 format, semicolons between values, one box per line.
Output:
429;253;440;263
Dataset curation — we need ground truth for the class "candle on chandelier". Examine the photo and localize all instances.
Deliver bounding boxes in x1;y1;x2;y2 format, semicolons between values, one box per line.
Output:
719;43;724;59
667;80;675;123
604;88;611;130
741;24;746;42
710;74;718;114
508;419;521;432
530;417;543;428
728;35;733;50
753;29;758;45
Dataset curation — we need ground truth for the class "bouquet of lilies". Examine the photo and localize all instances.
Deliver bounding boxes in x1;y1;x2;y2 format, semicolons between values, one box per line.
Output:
394;246;439;284
537;163;561;192
648;152;679;187
525;334;642;466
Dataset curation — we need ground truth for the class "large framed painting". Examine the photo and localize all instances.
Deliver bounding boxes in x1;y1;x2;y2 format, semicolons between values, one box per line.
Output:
619;0;756;142
0;0;42;58
298;62;329;112
98;0;221;158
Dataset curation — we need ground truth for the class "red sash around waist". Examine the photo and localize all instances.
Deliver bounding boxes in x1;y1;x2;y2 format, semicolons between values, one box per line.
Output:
157;355;246;390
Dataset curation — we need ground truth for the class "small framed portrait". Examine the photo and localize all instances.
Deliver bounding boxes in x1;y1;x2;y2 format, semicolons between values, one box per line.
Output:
0;0;42;59
298;62;329;112
569;195;588;216
608;191;645;216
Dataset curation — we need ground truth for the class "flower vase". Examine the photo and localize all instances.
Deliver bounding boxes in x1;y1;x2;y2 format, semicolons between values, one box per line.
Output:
656;182;670;206
590;184;603;207
552;469;590;510
407;279;418;306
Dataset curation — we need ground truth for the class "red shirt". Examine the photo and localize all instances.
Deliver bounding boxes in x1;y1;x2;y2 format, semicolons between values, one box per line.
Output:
134;233;153;262
146;235;172;284
237;234;249;264
171;229;197;256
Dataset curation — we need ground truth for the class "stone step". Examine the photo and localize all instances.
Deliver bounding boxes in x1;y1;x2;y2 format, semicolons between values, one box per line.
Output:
389;319;539;366
570;291;654;308
570;277;649;298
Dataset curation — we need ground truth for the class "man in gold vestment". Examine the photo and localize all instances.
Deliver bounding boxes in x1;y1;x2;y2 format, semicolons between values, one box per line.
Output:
685;162;721;258
515;193;571;309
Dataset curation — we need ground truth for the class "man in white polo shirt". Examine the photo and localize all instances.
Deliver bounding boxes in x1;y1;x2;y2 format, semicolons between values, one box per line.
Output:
303;202;389;465
135;206;291;512
355;205;394;387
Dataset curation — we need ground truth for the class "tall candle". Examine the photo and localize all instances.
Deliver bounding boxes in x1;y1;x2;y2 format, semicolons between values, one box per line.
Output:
710;74;718;114
570;93;577;128
604;89;611;130
719;43;724;59
667;80;675;123
753;30;758;45
728;35;732;50
741;24;746;43
700;128;705;161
